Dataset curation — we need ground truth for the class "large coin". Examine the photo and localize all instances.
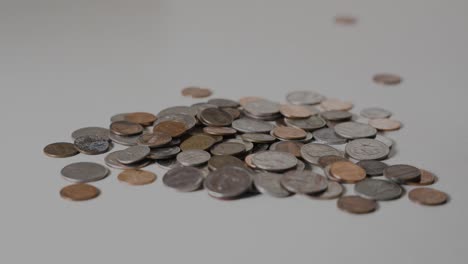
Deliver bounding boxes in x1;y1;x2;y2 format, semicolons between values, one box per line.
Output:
114;145;151;164
301;143;343;165
43;142;79;158
163;166;204;192
345;138;390;160
280;170;328;194
204;166;252;198
286;91;324;105
232;118;275;133
334;122;377;139
153;121;188;138
60;183;100;201
284;116;326;131
154;113;197;130
384;164;421;183
337;195;377;214
61;162;109;183
176;149;211;166
320;110;352;121
354;179;403;201
74;135;110;155
254;172;290;198
251;151;297;172
243;99;280;117
313;128;347;145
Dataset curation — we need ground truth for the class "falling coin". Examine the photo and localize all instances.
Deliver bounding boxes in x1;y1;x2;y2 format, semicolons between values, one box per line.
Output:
269;141;303;158
60;183;100;201
334;15;357;25
373;74;402;85
254;172;291;198
337;196;377;214
118;169;157;185
181;86;212;98
43;142;79;158
356;160;388;176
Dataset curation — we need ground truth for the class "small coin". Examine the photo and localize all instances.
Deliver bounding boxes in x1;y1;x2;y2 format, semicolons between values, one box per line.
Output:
337;196;377;214
279;104;313;119
369;118;402;131
163;167;205;192
207;98;240;108
313;128;347;145
244;153;257;168
406;169;437;186
345;138;390;160
74;135;110;155
373;73;402;85
384;164;421;183
109;132;139;146
60;183;100;201
111;113;130;122
375;135;394;148
318;155;348;168
211;142;246;156
205;166;252;199
286;91;325;105
330;161;366;183
239;96;262;107
44;142;79;158
254;172;291;198
203;126;237;136
105;151;153;169
308;181;344;200
301;143;344;165
280;170;328;194
208;155;245;171
176;149;211;166
269;141;303;158
355;179;403;201
334;15;357;25
356;160;388;176
272;126;307;140
334;122;377;139
284;116;326;131
360;107;392;119
181;86;212;98
180;134;217;151
147;146;181;160
244;99;280;117
153;121;187;137
71;127;110;141
199;108;233;127
137;132;172;148
61;162;109;183
241;133;276;143
320;99;353;111
118;169;157;185
154;113;197;130
408;187;448;206
323;164;341;182
115;145;151;164
232;118;275;133
125;112;157;126
110;121;143;136
251;151;298;172
320;110;352;121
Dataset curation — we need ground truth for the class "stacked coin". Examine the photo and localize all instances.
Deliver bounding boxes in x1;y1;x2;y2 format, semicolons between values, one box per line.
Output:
44;89;448;212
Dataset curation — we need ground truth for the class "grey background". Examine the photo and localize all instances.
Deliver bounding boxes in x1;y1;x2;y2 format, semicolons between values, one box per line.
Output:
1;0;467;263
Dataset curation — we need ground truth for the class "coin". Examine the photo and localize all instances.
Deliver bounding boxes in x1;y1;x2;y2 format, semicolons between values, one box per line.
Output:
244;153;257;168
254;172;291;198
207;98;240;108
286;91;324;105
408;188;448;206
163;167;205;192
154;113;197;130
320;99;353;111
61;162;109;183
118;170;156;185
211;142;246;156
356;160;388;176
208;155;245;170
384;164;421;183
74;135;110;155
147;146;181;160
181;86;212;98
109;132;139;146
323;164;341;182
272;126;307;140
373;73;402;85
345;138;390;160
176;149;211;166
204;166;252;199
318;155;348;168
137;132;172;148
199;108;233;126
320;110;352;121
313;128;347;145
375;135;394;148
251;151;297;171
279;104;313;119
71;127;110;141
110;113;130;122
125;112;157;126
153;121;187;137
110;121;143;136
406;169;437;186
232;118;275;133
43;142;79;158
355;179;403;200
244;99;280;117
301;143;344;165
222;108;241;119
60;184;100;201
334;122;377;139
241;133;276;143
334;15;357;25
105;151;153;169
115;145;151;164
280;170;328;194
337;196;377;214
180;134;216;151
239;96;262;107
369;118;401;131
360;107;392;119
269;141;303;158
158;106;198;117
156;158;180;170
308;181;344;200
284;116;326;131
329;161;366;183
203;126;237;136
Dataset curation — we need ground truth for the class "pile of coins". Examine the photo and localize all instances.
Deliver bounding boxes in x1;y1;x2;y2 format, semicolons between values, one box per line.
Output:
44;89;448;213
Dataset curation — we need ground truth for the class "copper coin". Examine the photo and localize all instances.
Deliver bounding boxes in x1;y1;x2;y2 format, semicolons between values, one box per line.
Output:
334;15;357;25
272;126;307;140
239;96;262;107
118;169;157;185
337;195;377;214
203;126;237;136
60;183;100;201
406;169;437;186
320;99;353;111
181;86;212;98
153;121;187;137
279;104;313;119
222;108;241;120
125;112;157;126
137;132;172;148
269;141;303;158
180;134;216;151
244;154;257;169
373;74;402;85
330;161;366;183
318;155;348;168
408;188;448;206
208;155;245;171
369;118;401;131
110;121;143;136
43;142;79;158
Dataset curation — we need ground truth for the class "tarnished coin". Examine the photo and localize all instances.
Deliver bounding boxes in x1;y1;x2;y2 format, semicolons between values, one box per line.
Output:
384;164;421;183
269;141;303;158
280;104;313;119
61;162;109;183
334;15;357;25
60;184;100;201
320;99;353;111
180;134;216;151
204;166;252;198
318;155;348;168
241;133;276;143
320;110;352;121
199;108;233;127
373;73;402;85
334;122;377;139
337;196;377;214
375;135;394;148
272;126;307;140
163;167;204;192
208;155;245;171
329;161;366;183
125;112;157;126
110;121;143;136
356;160;388;176
355;179;403;201
181;86;212;98
105;151;153;169
280;170;328;194
115;145;151;164
211;142;246;156
407;169;437;186
345;138;390;160
313;128;347;145
154;113;197;130
251;151;298;172
284;116;326;131
176;149;211;166
360;107;392;119
207;98;240;108
137;132;172;148
308;181;344;200
44;142;79;158
254;172;290;198
72;127;110;141
301;143;344;165
74;135;110;155
232;118;275;133
369;118;401;131
109;132;139;146
118;169;156;185
158;106;198;118
153;121;187;137
408;188;448;206
203;126;237;136
222;108;241;119
286;91;324;105
147;146;181;160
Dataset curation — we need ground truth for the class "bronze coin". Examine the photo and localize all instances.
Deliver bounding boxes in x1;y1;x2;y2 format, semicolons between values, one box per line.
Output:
43;142;79;158
118;169;157;185
244;154;257;169
272;126;307;140
137;132;172;148
406;169;437;186
239;96;262;107
369;118;401;131
60;183;100;201
180;134;216;151
337;195;377;214
153;121;187;137
181;86;212;98
270;141;303;158
318;155;348;168
203;126;237;136
334;15;357;25
373;74;402;85
125;112;157;126
320;99;353;111
222;108;241;120
110;121;143;136
330;161;366;183
408;188;448;206
279;104;313;119
208;155;245;170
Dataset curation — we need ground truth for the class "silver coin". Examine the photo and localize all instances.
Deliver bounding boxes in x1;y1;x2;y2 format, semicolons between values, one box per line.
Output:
243;99;280;117
286;91;325;105
280;170;328;194
199;108;233;127
301;143;344;165
110;113;130;122
312;128;347;145
156;158;181;170
153;113;197;130
254;172;290;198
241;133;276;143
251;151;298;172
71;127;110;141
360;107;392;119
232;118;275;133
334;122;377;139
163;167;204;192
227;138;255;153
345;138;390;160
204;166;252;199
158;106;198;117
252;143;270;153
354;179;403;201
384;164;421;183
109;132;139;146
61;162;109;183
320;110;352;121
375;135;394;148
147;146;181;160
243;111;282;121
207;98;240;108
356;160;388;176
105;151;153;169
308;181;344;200
284;116;326;131
176;149;211;166
115;145;151;164
74;135;110;155
191;103;218;115
211;142;246;156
